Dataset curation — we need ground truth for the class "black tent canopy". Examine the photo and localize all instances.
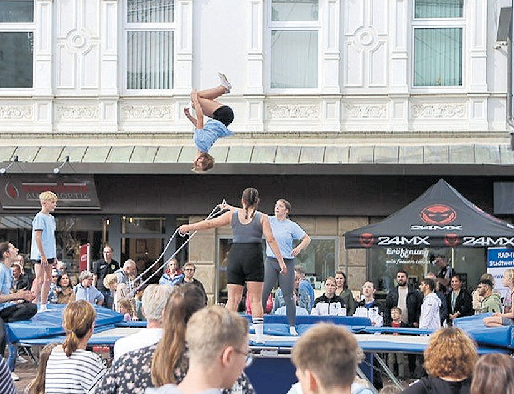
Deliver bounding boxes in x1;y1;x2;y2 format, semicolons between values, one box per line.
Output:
344;179;514;249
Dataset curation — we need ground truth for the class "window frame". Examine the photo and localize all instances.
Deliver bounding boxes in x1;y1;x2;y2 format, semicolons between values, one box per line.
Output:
0;0;35;91
122;0;176;95
266;0;321;93
410;1;466;93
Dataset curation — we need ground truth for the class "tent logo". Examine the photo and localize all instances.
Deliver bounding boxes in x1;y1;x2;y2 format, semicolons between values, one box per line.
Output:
359;233;374;247
420;204;456;225
444;233;460;247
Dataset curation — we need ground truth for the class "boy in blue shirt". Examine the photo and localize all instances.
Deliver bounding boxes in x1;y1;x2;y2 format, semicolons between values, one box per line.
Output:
184;73;234;172
30;191;58;312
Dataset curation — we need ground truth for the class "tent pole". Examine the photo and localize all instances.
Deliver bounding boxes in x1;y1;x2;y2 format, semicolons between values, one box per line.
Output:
451;248;455;269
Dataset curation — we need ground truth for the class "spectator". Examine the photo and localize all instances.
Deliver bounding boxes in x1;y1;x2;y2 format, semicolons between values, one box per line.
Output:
335;271;356;316
380;385;402;394
0;242;37;380
484;268;514;327
386;307;406;379
355;281;384;326
115;259;138;294
176;262;207;304
25;342;58;394
95;284;255;394
118;299;134;322
147;306;250;394
447;274;473;325
291;323;361;394
476;279;501;314
295;266;314;310
384;269;423;328
425;272;449;325
55;260;66;275
470;353;514;394
401;327;477;394
11;263;29;292
434;253;454;294
92;245;119;309
311;277;345;316
47;269;59;304
113;284;173;360
273;269;311;314
471;273;496;314
103;273;129;312
418;277;441;330
0;356;15;394
53;273;76;304
159;258;184;287
74;270;104;305
45;300;106;393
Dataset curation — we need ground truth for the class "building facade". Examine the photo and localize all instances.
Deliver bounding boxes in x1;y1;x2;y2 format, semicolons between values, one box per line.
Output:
0;0;512;302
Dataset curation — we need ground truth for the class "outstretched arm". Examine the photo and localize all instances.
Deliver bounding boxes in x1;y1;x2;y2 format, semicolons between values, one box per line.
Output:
179;211;232;234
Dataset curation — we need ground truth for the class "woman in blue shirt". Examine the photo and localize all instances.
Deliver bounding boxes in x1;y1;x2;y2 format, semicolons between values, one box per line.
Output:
184;73;234;172
262;199;311;335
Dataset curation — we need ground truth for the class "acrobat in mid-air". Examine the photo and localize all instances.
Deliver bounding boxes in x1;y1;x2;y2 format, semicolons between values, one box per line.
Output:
184;73;234;172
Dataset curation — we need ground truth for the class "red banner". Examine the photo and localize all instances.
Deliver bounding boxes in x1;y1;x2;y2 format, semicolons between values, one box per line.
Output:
80;244;90;272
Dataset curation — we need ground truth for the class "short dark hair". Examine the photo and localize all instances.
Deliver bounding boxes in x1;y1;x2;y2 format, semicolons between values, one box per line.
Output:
478;279;493;290
452;273;464;282
397;269;408;278
0;242;9;259
422;277;436;291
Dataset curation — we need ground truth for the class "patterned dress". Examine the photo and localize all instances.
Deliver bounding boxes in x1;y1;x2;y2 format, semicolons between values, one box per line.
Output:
94;344;255;394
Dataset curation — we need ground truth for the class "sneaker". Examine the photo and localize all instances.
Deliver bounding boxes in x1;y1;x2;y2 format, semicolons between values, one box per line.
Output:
11;372;19;381
218;72;232;93
38;304;48;312
289;326;299;336
16;355;27;364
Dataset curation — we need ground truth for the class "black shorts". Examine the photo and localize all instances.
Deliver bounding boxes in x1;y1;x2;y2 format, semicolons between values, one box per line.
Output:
32;258;55;265
227;243;264;285
212;105;234;127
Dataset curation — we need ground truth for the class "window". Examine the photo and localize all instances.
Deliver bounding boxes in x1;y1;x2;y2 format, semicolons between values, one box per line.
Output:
0;0;34;88
413;0;463;87
269;0;319;89
125;0;174;90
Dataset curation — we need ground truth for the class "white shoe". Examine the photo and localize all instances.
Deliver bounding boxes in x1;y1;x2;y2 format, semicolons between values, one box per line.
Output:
38;304;48;312
218;72;232;93
11;372;19;381
289;326;299;336
16;356;27;364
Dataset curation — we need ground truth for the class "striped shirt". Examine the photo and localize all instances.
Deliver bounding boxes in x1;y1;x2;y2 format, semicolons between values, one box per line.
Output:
0;356;16;394
45;347;106;394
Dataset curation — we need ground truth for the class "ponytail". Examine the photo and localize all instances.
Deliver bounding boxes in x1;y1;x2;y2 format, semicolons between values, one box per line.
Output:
242;188;260;219
62;300;96;357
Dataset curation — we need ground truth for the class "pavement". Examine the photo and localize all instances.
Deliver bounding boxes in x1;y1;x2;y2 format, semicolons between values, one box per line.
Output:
12;357;37;392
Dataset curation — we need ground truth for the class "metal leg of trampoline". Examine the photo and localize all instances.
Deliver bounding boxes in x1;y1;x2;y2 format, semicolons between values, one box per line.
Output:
373;352;403;390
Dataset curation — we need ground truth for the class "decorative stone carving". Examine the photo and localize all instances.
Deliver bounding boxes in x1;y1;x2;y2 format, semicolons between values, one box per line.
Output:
353;27;380;51
267;104;320;119
344;104;387;118
411;104;466;118
121;105;173;120
56;105;99;120
65;28;94;55
0;106;33;119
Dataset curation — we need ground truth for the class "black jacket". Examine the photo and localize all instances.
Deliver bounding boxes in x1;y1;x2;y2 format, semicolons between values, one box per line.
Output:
402;376;471;394
384;285;423;327
447;288;473;321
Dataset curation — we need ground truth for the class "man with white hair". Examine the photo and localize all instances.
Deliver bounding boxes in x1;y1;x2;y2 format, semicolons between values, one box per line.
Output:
115;259;137;293
74;270;104;305
113;284;173;360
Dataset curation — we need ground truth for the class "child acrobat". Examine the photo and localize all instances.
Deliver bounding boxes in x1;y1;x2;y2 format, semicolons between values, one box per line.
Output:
184;73;234;172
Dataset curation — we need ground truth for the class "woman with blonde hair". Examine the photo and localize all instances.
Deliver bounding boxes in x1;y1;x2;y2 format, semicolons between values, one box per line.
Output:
45;300;106;393
470;353;514;394
484;268;514;326
95;284;255;394
402;327;477;393
24;343;58;394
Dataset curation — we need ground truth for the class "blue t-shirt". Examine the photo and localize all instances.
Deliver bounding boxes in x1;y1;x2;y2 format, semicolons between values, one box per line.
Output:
30;211;57;260
193;119;233;153
266;217;306;259
0;263;14;311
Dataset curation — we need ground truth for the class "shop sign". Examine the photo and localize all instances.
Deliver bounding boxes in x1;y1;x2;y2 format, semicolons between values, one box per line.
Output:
487;248;514;300
385;248;429;265
0;176;100;209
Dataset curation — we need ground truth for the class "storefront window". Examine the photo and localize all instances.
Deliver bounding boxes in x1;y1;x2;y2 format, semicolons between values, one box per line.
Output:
121;217;165;234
